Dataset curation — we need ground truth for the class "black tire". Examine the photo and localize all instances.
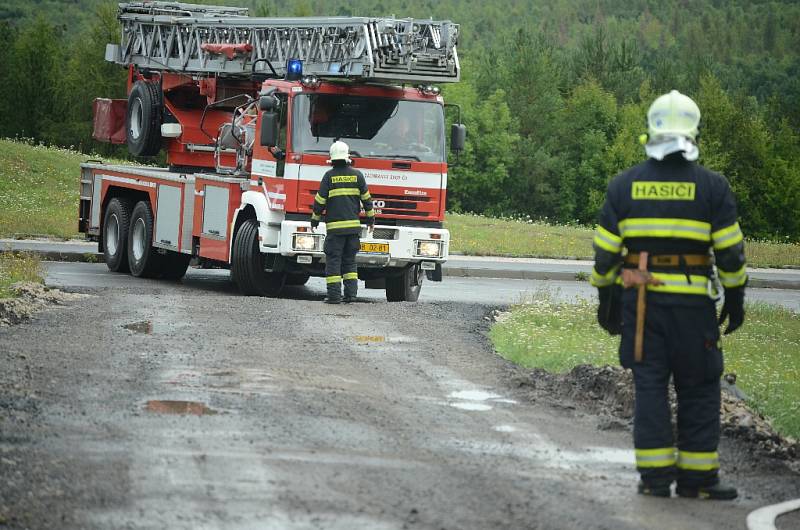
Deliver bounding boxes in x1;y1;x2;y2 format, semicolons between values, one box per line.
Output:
231;219;285;296
126;81;163;157
386;264;423;302
103;197;133;273
285;273;310;286
160;252;191;280
127;201;163;278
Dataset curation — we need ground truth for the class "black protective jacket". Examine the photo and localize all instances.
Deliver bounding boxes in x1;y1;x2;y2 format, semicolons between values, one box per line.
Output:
312;164;375;236
591;154;747;305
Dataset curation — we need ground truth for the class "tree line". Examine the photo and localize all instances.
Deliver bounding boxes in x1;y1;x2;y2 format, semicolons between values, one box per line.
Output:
1;0;799;240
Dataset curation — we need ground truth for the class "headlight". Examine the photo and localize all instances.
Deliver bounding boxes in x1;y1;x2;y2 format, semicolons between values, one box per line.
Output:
293;233;319;251
415;240;442;257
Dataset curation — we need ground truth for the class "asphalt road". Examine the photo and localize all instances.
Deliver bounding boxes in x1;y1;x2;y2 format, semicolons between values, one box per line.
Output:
1;262;798;529
44;261;800;310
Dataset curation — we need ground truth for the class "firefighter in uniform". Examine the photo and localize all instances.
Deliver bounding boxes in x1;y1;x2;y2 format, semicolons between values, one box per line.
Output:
591;90;746;500
311;141;375;304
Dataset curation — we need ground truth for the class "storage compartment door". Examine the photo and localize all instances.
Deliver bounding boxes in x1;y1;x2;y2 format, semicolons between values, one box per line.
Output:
155;184;181;249
202;185;230;239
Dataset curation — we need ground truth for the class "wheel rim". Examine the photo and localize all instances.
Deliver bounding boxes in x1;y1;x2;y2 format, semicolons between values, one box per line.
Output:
129;97;143;140
132;218;146;261
106;213;119;256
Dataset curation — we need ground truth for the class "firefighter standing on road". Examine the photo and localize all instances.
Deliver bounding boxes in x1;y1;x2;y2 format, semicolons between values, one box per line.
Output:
591;90;747;500
312;141;375;304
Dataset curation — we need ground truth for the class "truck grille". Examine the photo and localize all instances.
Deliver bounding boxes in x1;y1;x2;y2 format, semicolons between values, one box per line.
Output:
372;228;398;240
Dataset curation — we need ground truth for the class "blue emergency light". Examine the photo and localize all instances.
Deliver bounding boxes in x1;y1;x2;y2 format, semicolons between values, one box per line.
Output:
286;59;303;80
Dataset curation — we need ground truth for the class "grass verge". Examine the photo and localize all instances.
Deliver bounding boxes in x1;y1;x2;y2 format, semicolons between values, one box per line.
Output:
1;139;799;268
0;139;128;239
446;212;800;268
490;293;800;439
0;252;43;298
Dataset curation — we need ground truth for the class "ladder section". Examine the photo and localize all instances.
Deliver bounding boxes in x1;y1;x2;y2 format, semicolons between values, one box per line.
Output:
106;1;460;83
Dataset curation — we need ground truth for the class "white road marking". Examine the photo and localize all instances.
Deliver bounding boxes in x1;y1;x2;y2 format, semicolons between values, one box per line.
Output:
746;498;800;530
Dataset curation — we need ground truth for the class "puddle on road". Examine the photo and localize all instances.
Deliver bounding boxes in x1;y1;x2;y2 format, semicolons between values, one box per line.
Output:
449;390;501;401
144;400;217;416
493;425;518;433
450;402;493;411
123;321;153;334
354;335;385;343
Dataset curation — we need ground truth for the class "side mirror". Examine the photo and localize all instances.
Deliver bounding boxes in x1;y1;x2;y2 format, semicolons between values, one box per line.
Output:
450;123;466;152
259;95;278;112
260;111;280;147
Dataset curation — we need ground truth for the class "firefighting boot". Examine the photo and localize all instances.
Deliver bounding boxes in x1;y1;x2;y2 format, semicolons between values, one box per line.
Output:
637;481;672;498
325;282;342;304
676;482;738;500
343;278;358;303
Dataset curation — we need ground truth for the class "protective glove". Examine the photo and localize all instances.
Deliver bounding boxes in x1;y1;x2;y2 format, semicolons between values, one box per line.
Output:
597;284;622;336
366;218;374;235
310;219;319;230
718;286;745;334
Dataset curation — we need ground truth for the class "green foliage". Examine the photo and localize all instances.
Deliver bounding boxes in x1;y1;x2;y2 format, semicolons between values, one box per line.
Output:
0;252;43;299
1;0;800;239
490;294;800;439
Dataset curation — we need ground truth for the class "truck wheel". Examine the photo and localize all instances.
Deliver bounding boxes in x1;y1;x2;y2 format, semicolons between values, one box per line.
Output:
127;81;162;157
285;273;310;286
386;264;423;302
231;218;285;296
160;252;191;280
127;201;163;278
103;197;133;273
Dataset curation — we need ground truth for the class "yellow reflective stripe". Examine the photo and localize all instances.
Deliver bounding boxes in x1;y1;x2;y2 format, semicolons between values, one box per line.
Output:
326;219;362;230
343;272;359;280
328;188;361;198
361;192;372;200
712;222;743;250
326;275;342;284
314;193;326;205
635;447;676;468
677;451;719;471
718;265;747;288
644;273;710;295
619;218;711;242
594;225;623;253
364;210;375;218
590;264;620;287
311;213;321;221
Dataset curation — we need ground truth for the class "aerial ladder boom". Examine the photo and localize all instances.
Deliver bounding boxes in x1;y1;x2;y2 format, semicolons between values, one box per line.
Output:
106;1;460;83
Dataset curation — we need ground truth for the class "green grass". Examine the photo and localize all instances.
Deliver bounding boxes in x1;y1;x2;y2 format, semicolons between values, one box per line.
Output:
0;252;43;298
1;139;799;268
446;212;800;268
490;293;800;439
0;139;129;239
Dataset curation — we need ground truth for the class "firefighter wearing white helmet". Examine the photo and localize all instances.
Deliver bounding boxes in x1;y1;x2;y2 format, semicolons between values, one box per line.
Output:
311;141;375;303
590;90;747;500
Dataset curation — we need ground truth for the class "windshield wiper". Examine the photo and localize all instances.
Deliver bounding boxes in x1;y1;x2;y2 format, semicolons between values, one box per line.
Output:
363;154;420;161
303;149;363;157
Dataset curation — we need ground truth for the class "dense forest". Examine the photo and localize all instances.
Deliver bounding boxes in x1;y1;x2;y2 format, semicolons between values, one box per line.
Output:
1;0;799;239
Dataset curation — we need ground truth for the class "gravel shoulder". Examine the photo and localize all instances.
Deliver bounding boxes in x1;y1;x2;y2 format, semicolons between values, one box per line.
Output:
1;275;798;529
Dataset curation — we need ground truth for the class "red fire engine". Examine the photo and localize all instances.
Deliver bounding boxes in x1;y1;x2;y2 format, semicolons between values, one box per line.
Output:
80;1;465;301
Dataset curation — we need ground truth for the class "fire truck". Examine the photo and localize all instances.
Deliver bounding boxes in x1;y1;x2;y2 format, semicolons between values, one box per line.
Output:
80;1;465;301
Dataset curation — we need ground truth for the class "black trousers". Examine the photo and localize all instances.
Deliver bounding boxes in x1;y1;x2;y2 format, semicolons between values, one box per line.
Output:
620;291;723;488
324;233;360;299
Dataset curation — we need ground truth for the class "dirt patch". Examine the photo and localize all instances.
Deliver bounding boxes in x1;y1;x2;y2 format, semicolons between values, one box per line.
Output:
510;364;799;471
0;281;86;326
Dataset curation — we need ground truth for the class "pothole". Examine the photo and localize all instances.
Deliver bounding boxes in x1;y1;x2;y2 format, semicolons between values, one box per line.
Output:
144;400;217;415
123;321;153;334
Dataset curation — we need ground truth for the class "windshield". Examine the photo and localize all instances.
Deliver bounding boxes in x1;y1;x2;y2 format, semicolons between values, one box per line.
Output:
292;94;445;163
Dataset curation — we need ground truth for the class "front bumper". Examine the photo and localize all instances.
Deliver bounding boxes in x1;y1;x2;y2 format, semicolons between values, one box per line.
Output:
271;220;449;267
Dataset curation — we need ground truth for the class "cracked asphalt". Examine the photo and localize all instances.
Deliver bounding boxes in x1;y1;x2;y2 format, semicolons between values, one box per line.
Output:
1;263;798;529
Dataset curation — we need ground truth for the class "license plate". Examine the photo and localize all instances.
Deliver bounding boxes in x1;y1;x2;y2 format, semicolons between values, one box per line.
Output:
360;242;389;254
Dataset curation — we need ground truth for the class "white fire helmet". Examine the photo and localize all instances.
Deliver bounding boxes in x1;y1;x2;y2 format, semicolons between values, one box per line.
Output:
647;90;701;142
327;140;351;164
